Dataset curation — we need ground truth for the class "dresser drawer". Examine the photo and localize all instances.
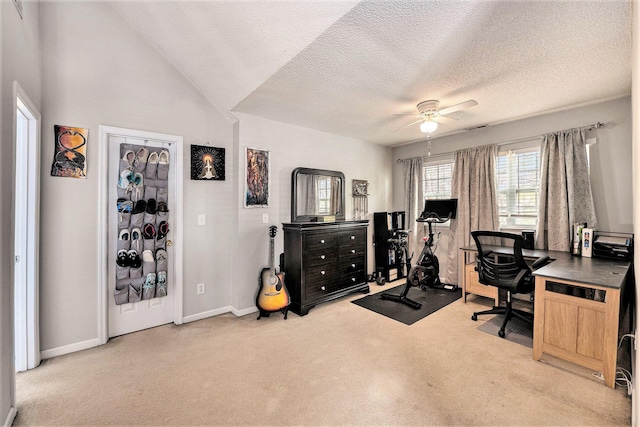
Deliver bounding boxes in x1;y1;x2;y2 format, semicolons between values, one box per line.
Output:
340;243;366;257
340;270;367;287
339;254;365;275
305;279;340;302
304;264;338;283
304;247;339;267
339;229;367;246
303;232;338;251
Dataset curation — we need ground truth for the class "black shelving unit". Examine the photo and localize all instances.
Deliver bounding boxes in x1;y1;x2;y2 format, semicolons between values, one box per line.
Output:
373;211;406;282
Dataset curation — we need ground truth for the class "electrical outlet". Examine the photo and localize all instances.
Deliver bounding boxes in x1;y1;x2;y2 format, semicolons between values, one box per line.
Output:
197;283;205;294
198;214;206;226
262;213;269;224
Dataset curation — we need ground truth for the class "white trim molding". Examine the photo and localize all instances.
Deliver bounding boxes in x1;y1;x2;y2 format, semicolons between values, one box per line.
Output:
40;338;101;360
3;407;16;427
182;305;259;324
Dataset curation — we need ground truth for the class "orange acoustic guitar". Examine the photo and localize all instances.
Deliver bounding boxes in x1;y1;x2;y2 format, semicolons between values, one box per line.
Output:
257;225;290;319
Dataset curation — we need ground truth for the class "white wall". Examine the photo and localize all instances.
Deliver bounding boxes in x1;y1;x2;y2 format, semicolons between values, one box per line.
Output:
631;0;639;423
36;1;395;356
392;96;633;284
233;113;393;310
1;0;42;423
38;1;235;351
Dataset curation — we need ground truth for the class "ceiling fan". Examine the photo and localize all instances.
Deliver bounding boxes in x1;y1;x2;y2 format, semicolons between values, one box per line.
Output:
395;99;478;134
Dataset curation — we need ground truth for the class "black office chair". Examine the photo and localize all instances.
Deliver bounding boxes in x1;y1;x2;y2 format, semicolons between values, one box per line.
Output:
470;230;550;338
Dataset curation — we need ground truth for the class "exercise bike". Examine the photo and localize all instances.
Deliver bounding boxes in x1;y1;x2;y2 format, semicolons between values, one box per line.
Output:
412;212;457;292
379;211;456;310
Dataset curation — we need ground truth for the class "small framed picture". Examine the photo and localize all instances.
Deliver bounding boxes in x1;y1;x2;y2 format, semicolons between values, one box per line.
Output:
191;144;225;180
51;125;88;179
352;179;368;196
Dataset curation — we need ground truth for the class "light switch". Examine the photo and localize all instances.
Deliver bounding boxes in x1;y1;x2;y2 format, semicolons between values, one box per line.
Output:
198;214;206;226
262;213;269;224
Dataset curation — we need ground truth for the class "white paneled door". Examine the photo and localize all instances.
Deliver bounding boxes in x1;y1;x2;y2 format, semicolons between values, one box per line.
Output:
104;127;183;338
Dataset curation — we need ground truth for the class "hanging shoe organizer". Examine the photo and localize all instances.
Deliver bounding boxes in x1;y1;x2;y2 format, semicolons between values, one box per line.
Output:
114;144;170;305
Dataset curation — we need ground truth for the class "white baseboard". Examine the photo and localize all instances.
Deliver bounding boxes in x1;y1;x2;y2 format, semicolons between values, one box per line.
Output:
231;306;259;317
182;305;259;323
182;306;234;323
40;307;260;360
4;407;16;427
40;338;100;360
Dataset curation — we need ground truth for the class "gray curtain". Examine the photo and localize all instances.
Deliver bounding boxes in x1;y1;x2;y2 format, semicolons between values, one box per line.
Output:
445;144;500;285
330;176;341;215
305;175;318;215
403;157;424;254
535;128;597;251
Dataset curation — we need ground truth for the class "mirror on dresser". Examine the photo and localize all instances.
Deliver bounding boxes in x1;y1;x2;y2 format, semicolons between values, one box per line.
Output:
291;167;345;222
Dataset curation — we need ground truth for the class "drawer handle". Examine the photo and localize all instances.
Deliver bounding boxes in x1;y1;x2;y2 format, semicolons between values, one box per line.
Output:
321;286;326;291
320;255;326;260
320;239;325;244
351;263;356;268
321;270;326;275
350;235;355;240
351;277;356;282
351;249;356;254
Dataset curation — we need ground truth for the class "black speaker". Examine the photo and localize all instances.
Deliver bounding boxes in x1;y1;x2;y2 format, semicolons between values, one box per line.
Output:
522;230;535;250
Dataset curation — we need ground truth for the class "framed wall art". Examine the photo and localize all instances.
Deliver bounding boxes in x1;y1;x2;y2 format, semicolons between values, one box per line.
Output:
245;147;270;207
190;144;225;180
352;179;369;196
50;125;88;178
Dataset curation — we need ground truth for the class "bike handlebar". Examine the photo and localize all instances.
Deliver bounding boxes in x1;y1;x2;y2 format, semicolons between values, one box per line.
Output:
416;211;452;223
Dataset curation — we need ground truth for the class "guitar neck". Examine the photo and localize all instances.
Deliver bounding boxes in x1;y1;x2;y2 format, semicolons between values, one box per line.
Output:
269;236;275;274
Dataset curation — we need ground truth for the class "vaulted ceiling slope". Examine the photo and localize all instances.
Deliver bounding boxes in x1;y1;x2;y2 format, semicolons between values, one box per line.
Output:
108;0;631;146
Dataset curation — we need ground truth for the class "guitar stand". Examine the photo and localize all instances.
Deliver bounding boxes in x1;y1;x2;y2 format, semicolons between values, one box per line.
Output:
257;306;289;320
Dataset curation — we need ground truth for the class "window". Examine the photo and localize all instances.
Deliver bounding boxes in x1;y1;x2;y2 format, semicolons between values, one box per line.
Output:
496;146;540;228
422;160;452;200
316;177;331;214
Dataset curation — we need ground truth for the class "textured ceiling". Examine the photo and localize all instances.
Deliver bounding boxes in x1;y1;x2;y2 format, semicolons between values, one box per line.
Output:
109;0;632;146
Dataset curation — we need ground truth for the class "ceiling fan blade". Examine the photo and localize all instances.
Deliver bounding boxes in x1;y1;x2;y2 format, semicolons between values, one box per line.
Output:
393;119;423;132
434;115;457;124
438;99;478;116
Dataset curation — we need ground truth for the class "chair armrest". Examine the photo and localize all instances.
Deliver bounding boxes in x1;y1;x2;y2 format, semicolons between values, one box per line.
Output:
531;256;551;270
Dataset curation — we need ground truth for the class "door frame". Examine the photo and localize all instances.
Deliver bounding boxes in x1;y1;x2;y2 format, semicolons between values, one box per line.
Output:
97;125;184;345
12;81;41;372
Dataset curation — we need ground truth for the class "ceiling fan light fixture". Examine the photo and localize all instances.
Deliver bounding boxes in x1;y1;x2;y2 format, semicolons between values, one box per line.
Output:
420;119;438;134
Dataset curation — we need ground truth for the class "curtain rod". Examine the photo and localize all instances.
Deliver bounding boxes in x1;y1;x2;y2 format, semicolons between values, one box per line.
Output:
396;121;604;163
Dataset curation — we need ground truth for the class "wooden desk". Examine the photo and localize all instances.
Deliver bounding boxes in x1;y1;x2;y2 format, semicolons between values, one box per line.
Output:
532;255;631;388
460;246;632;388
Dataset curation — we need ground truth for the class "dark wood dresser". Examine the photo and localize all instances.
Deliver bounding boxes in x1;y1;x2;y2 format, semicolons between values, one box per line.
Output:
282;220;370;315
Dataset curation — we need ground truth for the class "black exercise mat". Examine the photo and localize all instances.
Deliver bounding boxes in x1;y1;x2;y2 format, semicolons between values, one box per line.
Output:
476;314;533;348
352;284;462;325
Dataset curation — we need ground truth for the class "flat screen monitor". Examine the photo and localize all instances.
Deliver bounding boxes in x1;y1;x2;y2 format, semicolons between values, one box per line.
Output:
422;199;458;220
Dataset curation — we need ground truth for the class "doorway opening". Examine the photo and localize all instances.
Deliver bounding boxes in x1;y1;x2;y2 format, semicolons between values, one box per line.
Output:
98;125;184;343
13;81;41;373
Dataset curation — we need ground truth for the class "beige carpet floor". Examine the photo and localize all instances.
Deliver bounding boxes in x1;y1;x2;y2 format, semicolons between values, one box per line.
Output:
14;280;631;426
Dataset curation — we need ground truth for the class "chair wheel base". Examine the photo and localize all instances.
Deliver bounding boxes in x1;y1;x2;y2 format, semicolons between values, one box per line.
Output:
471;313;478;321
498;329;506;338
